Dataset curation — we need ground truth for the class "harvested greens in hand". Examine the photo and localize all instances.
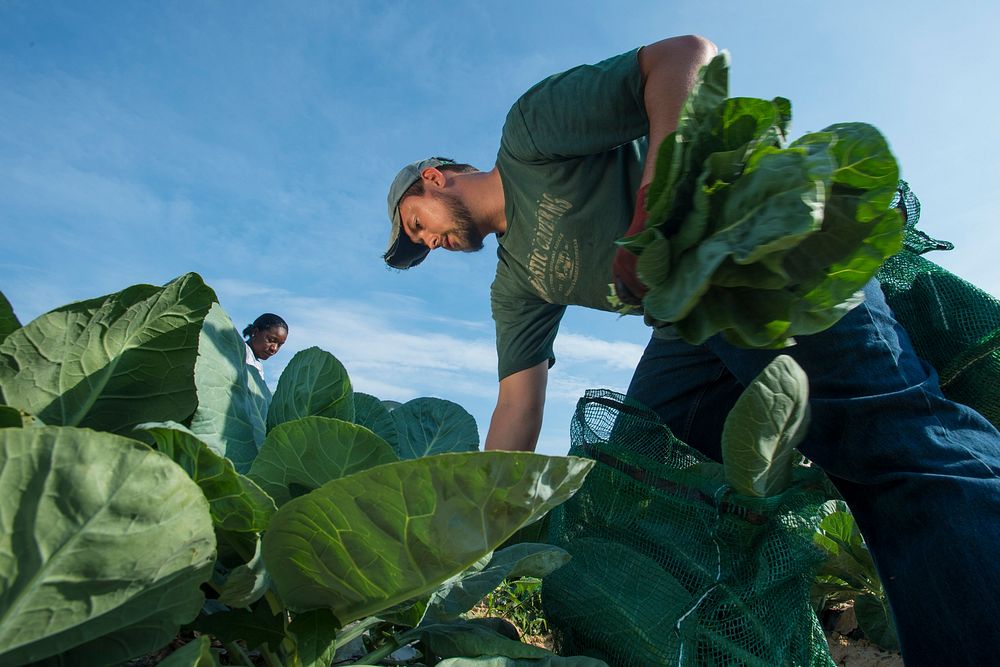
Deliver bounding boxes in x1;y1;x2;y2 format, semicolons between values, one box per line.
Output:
616;52;903;348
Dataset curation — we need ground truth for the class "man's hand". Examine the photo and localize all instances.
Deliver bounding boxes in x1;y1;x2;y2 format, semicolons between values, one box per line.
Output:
612;183;651;306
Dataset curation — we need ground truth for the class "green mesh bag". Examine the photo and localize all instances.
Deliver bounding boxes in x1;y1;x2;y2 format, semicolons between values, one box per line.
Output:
543;390;836;666
876;180;1000;429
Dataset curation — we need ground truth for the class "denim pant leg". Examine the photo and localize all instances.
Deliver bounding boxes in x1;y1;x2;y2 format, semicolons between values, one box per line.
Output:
626;329;743;462
627;280;1000;665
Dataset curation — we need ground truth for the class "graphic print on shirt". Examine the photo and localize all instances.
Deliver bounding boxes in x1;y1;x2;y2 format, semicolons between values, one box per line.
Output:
527;193;577;302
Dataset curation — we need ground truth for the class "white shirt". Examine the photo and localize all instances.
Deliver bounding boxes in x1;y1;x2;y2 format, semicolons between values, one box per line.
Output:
245;342;264;378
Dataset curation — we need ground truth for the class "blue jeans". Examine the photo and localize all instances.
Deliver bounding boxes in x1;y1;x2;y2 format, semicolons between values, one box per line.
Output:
626;280;1000;665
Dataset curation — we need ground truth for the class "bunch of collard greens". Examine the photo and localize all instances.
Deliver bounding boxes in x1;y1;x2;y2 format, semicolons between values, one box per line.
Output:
0;273;601;667
617;52;904;348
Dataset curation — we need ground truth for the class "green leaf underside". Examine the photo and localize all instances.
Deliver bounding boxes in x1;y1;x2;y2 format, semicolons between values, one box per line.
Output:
262;452;593;623
0;426;216;665
721;355;810;497
187;602;285;652
420;543;571;625
141;421;276;532
414;620;553;660
188;302;271;472
0;273;215;434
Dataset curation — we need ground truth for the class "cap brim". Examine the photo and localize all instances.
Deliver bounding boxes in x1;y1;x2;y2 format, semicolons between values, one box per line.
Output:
384;209;430;269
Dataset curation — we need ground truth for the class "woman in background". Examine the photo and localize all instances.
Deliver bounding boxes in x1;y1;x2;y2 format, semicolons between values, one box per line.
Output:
243;313;288;378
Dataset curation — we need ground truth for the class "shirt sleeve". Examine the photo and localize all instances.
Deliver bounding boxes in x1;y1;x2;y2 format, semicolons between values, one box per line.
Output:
501;48;648;163
492;290;567;381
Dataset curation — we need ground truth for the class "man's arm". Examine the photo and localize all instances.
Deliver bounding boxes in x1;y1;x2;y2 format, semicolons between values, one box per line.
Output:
637;34;718;187
614;34;717;302
483;360;549;452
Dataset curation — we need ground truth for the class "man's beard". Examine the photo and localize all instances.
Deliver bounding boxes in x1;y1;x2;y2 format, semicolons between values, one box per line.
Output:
436;190;485;252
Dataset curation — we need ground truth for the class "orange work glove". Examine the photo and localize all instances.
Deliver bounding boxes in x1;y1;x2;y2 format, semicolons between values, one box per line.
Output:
612;183;651;306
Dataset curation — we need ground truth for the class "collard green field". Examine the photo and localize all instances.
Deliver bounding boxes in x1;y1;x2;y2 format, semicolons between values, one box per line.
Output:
0;273;603;666
0;274;899;665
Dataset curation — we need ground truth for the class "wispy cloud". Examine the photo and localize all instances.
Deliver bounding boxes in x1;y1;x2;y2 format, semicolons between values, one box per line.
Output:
211;277;645;456
555;331;645;371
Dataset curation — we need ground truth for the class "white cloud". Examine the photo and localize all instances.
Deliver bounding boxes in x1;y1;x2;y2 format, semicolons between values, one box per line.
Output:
555;331;645;371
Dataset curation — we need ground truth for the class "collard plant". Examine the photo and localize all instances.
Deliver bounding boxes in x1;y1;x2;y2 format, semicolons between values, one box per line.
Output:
615;52;904;348
811;505;899;651
0;274;599;667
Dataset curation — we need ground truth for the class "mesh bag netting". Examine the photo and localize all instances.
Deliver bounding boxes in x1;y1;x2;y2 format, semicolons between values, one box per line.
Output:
876;180;1000;429
543;390;836;666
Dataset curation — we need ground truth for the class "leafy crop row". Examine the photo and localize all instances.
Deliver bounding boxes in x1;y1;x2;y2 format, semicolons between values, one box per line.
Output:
0;274;601;667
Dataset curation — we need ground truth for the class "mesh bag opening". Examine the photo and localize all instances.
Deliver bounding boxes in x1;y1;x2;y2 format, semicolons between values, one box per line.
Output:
543;390;836;666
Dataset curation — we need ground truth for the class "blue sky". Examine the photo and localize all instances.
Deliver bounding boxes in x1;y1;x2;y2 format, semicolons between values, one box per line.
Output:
3;1;998;456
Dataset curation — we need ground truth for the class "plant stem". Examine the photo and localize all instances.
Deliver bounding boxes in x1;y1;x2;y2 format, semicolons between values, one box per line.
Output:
336;616;382;647
225;641;256;667
261;644;284;667
354;628;418;665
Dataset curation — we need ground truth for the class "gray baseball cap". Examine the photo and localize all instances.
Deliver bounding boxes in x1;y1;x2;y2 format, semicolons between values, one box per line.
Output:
384;157;455;269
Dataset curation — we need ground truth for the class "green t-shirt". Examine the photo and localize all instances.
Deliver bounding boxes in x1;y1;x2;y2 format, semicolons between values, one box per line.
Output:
492;48;648;380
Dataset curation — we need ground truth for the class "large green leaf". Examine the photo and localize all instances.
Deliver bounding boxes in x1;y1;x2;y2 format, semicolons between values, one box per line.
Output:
672;286;797;348
855;593;900;651
217;537;271;608
785;195;903;311
818;122;899;195
187;603;285;652
814;509;880;592
0;291;20;346
262;452;593;623
813;509;897;652
643;148;831;326
392;397;480;459
0;426;216;665
285;609;339;667
420;543;571;626
188;303;271;473
0;273;216;435
248;416;398;507
412;620;553;660
140;421;276;533
267;347;354;430
353;391;400;450
721;355;810;497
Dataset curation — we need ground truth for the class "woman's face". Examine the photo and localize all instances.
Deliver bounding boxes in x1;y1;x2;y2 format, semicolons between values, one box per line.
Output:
249;325;288;361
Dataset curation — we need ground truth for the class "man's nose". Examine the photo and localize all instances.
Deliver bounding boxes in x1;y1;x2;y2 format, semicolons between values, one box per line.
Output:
421;232;440;250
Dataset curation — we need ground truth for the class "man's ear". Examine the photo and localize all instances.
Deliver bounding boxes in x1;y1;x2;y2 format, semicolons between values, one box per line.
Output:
420;166;446;188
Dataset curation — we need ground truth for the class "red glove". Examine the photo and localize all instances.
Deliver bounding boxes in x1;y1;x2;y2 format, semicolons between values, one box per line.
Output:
612;183;651;306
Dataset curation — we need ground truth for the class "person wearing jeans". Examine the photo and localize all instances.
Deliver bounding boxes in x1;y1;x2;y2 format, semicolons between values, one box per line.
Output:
382;33;1000;663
